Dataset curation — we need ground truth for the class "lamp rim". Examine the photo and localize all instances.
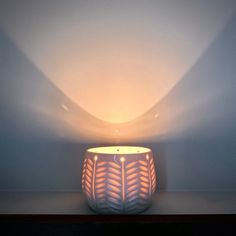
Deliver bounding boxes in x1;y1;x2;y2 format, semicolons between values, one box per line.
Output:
86;146;151;155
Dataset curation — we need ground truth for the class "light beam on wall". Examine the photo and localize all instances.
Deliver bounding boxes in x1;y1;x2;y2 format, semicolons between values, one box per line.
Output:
0;0;236;143
0;0;234;124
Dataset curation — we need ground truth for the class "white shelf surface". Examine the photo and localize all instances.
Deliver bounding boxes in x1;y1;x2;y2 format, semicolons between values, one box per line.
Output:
0;192;235;215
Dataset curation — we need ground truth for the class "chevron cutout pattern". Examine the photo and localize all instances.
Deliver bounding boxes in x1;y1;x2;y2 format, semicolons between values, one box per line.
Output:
82;154;156;214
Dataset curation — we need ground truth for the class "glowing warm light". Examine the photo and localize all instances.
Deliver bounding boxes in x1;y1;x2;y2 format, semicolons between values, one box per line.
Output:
0;1;234;141
82;146;156;214
1;1;233;124
87;146;151;154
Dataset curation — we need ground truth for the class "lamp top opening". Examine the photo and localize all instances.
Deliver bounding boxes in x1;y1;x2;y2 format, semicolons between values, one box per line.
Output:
87;146;151;154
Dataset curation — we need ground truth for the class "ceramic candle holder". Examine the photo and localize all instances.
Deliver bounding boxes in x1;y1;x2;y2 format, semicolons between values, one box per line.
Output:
82;146;157;214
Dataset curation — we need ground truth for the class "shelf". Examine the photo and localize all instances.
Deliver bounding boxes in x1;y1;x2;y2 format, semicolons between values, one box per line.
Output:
0;191;235;216
0;192;235;234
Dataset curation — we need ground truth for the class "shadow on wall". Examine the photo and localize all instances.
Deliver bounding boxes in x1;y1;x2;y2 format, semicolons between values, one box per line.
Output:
0;29;118;143
117;11;236;142
0;29;106;191
0;11;236;191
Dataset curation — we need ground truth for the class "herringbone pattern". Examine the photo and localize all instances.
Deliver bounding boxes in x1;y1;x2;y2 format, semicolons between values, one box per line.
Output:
82;154;156;214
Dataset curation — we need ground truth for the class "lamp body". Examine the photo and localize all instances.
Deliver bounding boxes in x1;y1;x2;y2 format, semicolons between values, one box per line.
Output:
82;146;156;214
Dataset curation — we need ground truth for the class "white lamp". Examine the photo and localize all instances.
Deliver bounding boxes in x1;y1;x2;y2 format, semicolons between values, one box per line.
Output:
82;146;157;214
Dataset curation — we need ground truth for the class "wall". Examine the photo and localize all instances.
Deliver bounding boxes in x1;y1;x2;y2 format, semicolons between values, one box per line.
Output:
0;0;236;191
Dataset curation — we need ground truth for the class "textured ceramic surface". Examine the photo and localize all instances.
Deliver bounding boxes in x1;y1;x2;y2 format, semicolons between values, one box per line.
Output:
82;146;156;214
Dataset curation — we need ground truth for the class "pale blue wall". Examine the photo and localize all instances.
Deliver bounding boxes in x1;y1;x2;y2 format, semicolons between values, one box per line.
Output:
0;1;236;191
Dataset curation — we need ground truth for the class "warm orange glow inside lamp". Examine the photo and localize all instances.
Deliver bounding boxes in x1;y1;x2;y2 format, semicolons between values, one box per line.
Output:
82;146;157;214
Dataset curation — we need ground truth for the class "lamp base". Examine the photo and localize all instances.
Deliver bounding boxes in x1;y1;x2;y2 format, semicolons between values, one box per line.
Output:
87;199;152;215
